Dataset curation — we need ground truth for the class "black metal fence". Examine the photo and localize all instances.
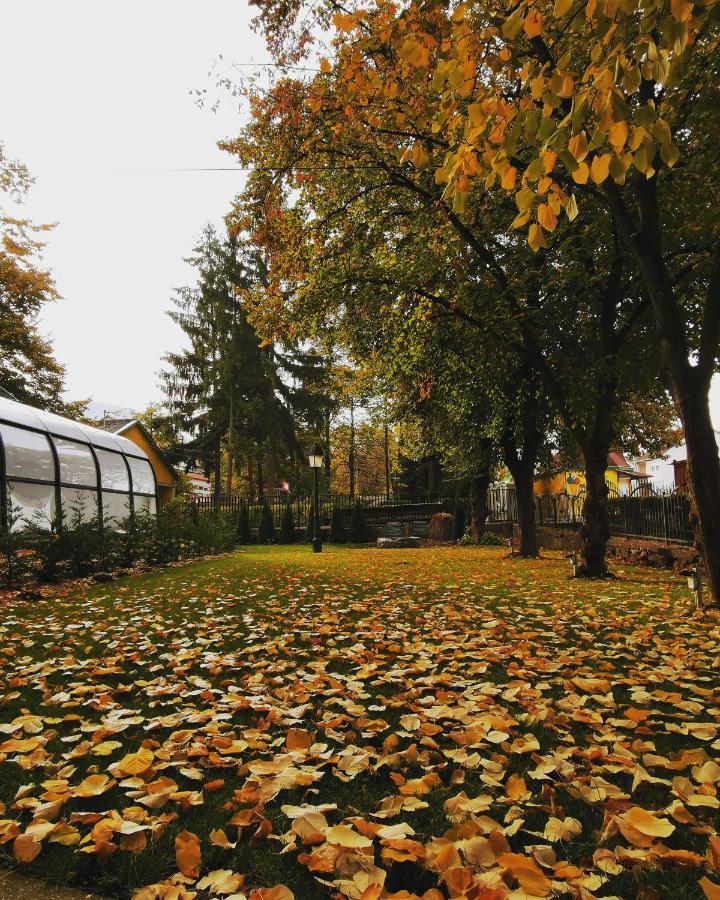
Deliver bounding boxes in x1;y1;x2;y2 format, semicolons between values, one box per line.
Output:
186;484;693;545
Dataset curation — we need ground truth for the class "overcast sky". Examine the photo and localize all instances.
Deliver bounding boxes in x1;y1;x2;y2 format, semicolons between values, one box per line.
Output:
1;1;265;412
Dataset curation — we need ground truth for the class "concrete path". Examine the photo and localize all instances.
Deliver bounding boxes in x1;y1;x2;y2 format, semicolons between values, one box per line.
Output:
0;871;100;900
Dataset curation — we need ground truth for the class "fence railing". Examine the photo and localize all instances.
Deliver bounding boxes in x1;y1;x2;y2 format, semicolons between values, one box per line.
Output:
186;484;693;545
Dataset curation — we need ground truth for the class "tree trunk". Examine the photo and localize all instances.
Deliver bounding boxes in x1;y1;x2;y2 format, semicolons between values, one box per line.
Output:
384;421;391;500
513;465;538;557
225;396;234;495
469;472;491;538
675;381;720;603
324;413;332;481
247;452;255;500
213;440;222;507
579;448;610;576
349;400;356;499
256;458;265;502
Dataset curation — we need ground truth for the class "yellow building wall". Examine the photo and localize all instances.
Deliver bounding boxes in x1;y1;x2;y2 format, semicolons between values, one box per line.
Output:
533;468;619;495
120;424;176;499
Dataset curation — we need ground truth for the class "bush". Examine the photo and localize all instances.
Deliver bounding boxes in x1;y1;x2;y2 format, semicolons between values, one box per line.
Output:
236;502;251;544
305;503;316;543
349;501;367;543
478;530;504;546
257;503;276;544
329;506;347;543
279;504;295;543
452;500;467;542
0;505;34;588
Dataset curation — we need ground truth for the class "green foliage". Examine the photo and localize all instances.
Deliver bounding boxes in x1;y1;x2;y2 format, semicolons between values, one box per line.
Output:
279;503;296;544
236;501;251;544
452;500;467;542
0;506;33;588
257;502;276;544
349;501;367;543
329;506;347;543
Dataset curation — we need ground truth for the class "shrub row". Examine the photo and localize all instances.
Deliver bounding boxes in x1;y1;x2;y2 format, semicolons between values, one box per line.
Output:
234;500;368;545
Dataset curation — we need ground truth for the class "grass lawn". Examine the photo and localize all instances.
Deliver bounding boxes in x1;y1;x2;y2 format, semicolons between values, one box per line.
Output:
0;544;718;899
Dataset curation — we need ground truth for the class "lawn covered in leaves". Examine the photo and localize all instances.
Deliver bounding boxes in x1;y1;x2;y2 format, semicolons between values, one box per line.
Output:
0;545;719;900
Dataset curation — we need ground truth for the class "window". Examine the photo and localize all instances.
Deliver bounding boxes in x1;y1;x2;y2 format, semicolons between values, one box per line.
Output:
54;438;97;487
133;494;157;515
60;487;99;524
103;493;131;524
1;425;55;482
127;457;155;495
96;449;130;491
7;481;55;530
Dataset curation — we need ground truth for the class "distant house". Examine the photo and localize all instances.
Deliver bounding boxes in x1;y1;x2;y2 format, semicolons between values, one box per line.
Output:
101;418;178;505
634;432;720;489
187;471;213;496
534;451;649;496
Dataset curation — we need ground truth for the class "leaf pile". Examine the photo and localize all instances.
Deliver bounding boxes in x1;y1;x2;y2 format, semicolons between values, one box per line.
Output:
0;546;718;899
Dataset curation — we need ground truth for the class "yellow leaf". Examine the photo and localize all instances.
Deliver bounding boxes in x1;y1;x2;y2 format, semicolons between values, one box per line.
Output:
524;9;544;37
619;807;675;838
571;162;589;184
501;166;518;190
115;747;155;776
553;0;573;15
13;833;41;863
175;829;201;876
590;153;612;184
565;194;579;221
700;877;720;900
320;58;331;74
608;120;629;150
498;852;552;896
537;203;558;232
74;774;115;798
671;0;693;21
568;131;589;162
528;224;547;251
399;37;430;68
325;825;373;848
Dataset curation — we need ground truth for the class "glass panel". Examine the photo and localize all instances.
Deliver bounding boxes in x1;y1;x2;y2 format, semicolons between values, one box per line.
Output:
35;409;88;443
103;492;131;526
0;397;46;431
77;422;128;452
133;494;157;516
60;487;99;524
96;449;129;490
128;457;155;494
0;424;55;481
54;438;97;487
6;480;55;531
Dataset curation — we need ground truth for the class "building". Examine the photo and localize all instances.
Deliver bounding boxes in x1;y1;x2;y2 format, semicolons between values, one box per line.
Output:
633;432;720;490
101;418;178;505
0;397;158;531
534;451;650;496
187;471;213;496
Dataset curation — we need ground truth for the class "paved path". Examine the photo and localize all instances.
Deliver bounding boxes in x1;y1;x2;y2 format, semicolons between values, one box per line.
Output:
0;871;100;900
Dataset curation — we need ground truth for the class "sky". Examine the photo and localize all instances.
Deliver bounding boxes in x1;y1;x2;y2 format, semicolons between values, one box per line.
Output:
0;0;265;412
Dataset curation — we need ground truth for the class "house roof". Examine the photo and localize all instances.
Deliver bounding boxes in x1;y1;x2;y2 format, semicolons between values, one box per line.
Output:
101;418;178;483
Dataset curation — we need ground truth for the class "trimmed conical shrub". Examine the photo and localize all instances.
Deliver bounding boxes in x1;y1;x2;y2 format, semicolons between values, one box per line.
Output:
452;500;467;541
349;501;367;543
236;501;251;544
329;506;347;543
279;503;295;544
257;502;275;544
305;503;316;542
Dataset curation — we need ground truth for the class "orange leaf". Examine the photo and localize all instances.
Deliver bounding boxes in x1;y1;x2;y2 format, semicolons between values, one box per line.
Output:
175;829;201;876
524;9;544;37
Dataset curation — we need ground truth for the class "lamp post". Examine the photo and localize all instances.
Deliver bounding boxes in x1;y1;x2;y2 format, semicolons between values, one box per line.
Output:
308;443;324;553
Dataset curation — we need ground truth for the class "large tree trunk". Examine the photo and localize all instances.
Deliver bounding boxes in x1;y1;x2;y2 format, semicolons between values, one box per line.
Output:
384;421;391;500
469;472;491;538
349;400;356;499
324;413;332;480
512;464;538;557
213;439;222;507
676;381;720;603
579;446;610;576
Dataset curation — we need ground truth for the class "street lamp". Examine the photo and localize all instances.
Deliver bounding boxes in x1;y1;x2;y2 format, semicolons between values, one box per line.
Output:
308;443;324;553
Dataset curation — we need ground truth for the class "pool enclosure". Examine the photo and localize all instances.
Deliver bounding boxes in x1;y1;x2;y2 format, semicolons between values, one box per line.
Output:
0;396;158;531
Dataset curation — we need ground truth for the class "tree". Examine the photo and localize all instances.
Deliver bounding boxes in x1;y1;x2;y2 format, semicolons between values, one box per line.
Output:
236;501;251;544
349;501;367;543
242;0;720;597
452;500;467;542
0;143;68;411
224;7;677;576
279;503;296;543
257;502;275;544
329;506;347;543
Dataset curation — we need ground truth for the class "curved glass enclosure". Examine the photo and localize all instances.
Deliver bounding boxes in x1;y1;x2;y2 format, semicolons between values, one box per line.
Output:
0;397;157;531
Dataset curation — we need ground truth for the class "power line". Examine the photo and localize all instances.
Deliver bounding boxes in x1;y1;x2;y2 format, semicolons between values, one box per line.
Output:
114;165;386;173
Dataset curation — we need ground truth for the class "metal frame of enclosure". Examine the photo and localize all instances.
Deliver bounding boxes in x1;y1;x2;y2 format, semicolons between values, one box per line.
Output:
0;397;158;532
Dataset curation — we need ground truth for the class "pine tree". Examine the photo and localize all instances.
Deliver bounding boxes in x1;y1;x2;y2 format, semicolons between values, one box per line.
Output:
329;506;347;543
257;503;275;544
279;504;295;543
452;500;467;542
349;501;367;543
236;501;251;544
